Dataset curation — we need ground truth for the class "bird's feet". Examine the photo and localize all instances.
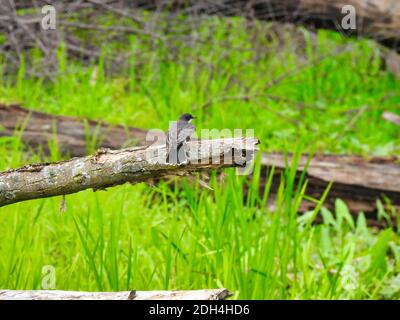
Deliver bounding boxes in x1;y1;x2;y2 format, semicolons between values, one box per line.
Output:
178;160;189;166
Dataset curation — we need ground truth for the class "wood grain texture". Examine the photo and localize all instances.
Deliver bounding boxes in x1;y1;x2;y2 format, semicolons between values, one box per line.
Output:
262;153;400;193
261;153;400;220
0;104;152;156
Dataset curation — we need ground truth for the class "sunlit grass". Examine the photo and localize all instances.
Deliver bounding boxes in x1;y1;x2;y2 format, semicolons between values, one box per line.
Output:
1;19;399;156
0;16;399;299
0;154;399;299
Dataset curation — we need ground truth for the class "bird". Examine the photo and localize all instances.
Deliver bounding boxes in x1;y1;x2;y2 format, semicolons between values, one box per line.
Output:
166;113;196;164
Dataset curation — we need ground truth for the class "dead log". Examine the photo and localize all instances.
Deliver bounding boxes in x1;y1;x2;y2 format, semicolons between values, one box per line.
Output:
0;104;399;216
0;288;230;300
261;153;400;222
0;104;152;156
0;137;258;207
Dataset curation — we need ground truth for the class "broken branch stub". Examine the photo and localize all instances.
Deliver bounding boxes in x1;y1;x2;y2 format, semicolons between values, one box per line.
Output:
0;138;259;207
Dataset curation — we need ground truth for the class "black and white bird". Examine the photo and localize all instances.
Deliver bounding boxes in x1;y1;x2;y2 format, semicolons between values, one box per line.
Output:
166;113;196;164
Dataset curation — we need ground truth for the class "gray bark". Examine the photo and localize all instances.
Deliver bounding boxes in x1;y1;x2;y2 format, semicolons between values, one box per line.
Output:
0;137;258;207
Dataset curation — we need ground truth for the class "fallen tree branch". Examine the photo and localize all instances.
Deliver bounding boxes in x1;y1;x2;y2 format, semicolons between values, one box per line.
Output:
1;104;399;216
0;137;258;207
0;104;152;155
0;288;231;300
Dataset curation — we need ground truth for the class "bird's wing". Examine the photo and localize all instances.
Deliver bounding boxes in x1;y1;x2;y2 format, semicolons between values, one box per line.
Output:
176;122;195;145
166;121;177;147
167;121;195;149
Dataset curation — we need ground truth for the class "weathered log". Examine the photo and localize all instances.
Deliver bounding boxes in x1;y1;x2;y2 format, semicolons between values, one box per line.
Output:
262;153;400;194
0;104;152;156
0;288;231;300
1;104;399;216
261;153;400;221
0;137;258;207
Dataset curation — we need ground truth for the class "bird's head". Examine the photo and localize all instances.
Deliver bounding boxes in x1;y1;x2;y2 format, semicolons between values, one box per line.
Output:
179;113;196;122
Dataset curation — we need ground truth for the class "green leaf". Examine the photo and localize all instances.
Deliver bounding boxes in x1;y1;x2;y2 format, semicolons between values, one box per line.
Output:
335;199;355;230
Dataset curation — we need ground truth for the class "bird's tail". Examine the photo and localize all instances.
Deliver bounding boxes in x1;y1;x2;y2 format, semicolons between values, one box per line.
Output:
166;145;186;164
166;146;178;164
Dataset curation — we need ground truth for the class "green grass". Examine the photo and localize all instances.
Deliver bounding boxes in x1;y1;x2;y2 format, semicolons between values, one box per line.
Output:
0;159;399;299
0;16;399;299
